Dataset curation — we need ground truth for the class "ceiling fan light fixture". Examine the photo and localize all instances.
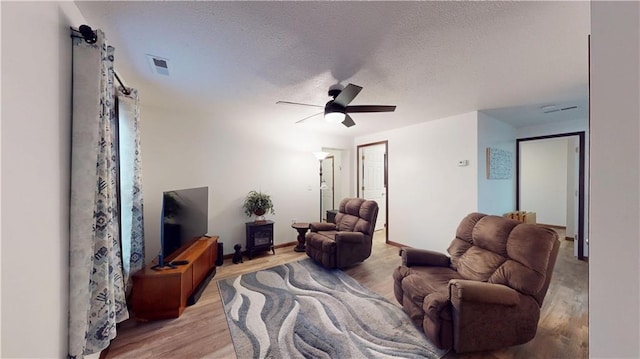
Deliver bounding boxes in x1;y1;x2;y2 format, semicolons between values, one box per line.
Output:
279;83;396;127
324;111;345;123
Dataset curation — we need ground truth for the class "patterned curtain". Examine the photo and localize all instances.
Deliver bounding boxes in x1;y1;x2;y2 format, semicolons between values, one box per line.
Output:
69;30;129;358
117;88;145;292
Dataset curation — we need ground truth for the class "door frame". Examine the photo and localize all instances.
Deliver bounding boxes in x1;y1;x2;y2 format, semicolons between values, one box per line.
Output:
516;131;586;260
357;140;389;243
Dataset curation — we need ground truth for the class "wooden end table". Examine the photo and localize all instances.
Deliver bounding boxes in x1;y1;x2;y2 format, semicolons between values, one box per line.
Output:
291;222;310;252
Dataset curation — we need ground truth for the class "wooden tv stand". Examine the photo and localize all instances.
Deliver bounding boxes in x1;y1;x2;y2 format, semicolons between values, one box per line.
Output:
132;236;218;320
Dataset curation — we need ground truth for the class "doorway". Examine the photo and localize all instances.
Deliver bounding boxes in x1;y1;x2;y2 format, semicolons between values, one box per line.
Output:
516;132;587;259
321;156;334;221
320;148;349;221
357;141;388;243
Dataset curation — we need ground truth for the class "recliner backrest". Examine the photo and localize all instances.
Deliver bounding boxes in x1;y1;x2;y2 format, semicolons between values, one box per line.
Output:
334;198;378;236
447;213;558;303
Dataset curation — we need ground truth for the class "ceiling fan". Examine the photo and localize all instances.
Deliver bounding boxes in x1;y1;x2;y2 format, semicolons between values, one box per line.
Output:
276;83;396;128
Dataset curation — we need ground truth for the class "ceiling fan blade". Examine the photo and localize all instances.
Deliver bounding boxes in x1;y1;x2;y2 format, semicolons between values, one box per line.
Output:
341;114;356;128
276;100;323;108
345;105;396;113
295;111;323;124
333;83;362;107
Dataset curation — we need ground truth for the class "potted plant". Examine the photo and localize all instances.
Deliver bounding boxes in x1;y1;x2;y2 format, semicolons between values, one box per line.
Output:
243;190;275;222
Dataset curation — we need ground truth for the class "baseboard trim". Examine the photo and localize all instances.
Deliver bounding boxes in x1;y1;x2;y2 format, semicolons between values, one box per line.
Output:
387;241;405;248
275;241;298;249
223;241;298;259
538;223;566;229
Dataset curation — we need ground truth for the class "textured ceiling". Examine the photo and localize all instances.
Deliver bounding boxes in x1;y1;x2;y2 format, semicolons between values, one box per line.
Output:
75;1;590;137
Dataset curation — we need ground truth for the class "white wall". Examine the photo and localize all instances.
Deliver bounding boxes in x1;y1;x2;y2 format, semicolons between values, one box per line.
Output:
520;138;569;226
1;2;86;357
590;1;640;357
477;112;516;216
0;0;3;351
355;112;478;254
140;104;352;258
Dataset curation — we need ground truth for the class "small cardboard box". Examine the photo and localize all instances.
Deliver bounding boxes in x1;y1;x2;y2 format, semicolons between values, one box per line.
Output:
504;211;537;224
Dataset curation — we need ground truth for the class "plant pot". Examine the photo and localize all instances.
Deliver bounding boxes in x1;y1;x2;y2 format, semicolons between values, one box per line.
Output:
253;209;266;223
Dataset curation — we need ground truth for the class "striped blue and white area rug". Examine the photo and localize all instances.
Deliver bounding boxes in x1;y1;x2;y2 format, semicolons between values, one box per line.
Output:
217;259;447;359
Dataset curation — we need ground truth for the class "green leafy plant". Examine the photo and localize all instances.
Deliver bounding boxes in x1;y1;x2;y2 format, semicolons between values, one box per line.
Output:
242;190;275;217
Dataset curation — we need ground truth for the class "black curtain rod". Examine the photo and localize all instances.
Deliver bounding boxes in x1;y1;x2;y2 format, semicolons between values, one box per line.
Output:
113;72;130;96
70;25;132;96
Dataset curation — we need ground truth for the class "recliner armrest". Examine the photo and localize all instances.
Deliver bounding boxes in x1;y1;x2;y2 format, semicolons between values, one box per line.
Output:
400;247;451;267
449;279;520;306
309;222;337;232
335;232;364;243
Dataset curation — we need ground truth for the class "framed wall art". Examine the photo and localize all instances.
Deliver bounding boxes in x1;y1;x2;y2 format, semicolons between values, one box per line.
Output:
486;147;512;179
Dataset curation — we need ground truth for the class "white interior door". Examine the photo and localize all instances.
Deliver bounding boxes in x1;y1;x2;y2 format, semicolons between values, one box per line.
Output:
361;144;386;231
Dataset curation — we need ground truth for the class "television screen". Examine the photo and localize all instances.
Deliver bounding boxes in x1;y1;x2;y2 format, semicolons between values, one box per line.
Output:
162;186;208;262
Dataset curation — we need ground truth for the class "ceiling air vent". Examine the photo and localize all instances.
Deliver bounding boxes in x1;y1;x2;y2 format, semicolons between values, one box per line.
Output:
541;104;578;114
146;54;170;76
560;105;578;111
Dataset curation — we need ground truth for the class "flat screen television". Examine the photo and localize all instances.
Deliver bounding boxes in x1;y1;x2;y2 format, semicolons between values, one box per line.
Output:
155;186;208;268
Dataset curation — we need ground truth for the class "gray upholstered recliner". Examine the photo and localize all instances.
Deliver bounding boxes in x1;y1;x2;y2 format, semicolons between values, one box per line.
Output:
393;212;560;353
305;198;378;269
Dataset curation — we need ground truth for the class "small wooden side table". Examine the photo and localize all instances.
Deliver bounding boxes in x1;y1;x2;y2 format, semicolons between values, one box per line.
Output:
291;222;310;252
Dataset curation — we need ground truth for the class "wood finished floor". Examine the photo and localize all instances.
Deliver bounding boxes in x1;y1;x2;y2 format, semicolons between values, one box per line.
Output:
105;228;588;359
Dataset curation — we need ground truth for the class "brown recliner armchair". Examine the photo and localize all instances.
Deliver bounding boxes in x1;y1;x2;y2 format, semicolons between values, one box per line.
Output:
393;212;560;353
305;198;379;269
